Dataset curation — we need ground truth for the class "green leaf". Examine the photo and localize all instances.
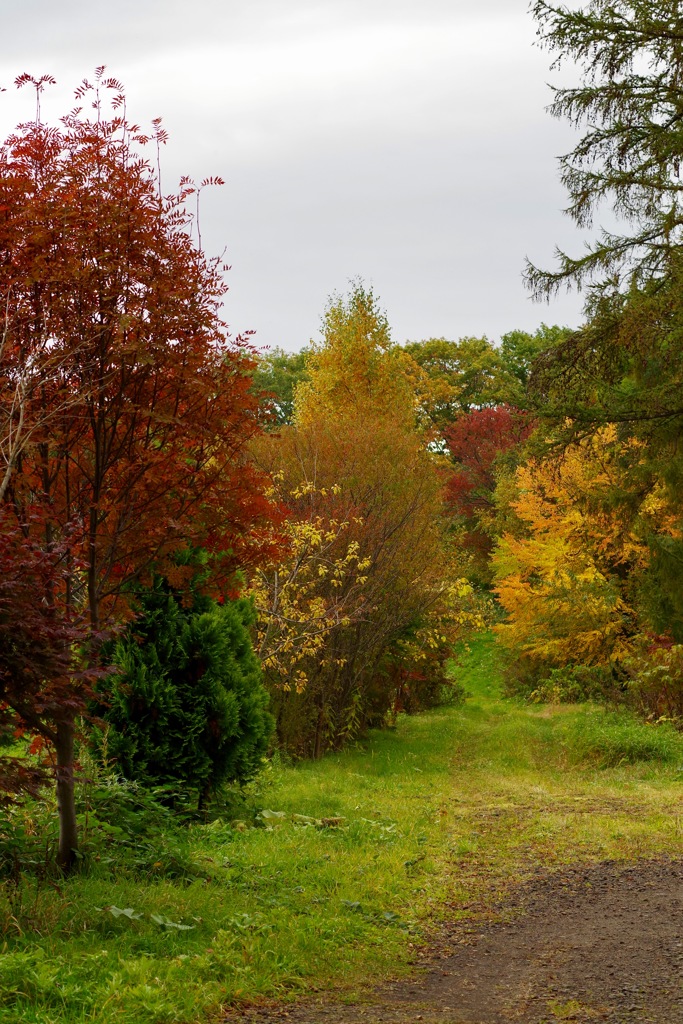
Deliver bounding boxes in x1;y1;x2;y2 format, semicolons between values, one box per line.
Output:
107;906;143;921
382;911;400;922
291;813;322;826
341;900;363;913
150;913;195;931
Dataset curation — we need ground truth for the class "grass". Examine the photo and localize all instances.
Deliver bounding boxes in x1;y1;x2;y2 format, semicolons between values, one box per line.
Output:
0;703;462;1023
2;634;683;1022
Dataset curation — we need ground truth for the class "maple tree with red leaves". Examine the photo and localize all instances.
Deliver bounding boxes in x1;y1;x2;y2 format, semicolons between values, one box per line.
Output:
0;70;279;868
444;405;533;572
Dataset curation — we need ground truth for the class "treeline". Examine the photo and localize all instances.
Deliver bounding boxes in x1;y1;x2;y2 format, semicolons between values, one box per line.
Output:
4;0;683;874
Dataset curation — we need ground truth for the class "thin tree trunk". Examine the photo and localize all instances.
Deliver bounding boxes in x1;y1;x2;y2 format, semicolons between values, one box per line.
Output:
313;701;324;760
55;716;78;873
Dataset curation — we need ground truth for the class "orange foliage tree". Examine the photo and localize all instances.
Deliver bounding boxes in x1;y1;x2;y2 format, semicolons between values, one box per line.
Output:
491;427;668;684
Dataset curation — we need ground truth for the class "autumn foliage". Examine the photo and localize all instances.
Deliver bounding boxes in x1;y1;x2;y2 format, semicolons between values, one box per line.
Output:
249;286;479;756
444;407;532;517
0;71;279;865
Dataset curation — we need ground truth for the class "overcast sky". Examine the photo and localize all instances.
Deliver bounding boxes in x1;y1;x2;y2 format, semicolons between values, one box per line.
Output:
2;0;589;351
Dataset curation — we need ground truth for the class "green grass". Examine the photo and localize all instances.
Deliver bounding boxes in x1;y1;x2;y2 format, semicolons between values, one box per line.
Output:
2;634;683;1023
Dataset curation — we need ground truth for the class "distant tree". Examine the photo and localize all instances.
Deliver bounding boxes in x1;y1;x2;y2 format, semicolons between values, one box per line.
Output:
404;327;569;428
403;336;503;426
498;325;572;400
297;286;419;427
444;406;534;581
252;347;311;427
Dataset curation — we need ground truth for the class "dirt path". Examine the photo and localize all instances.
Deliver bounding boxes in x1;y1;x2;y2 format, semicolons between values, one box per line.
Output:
228;639;683;1024
237;857;683;1023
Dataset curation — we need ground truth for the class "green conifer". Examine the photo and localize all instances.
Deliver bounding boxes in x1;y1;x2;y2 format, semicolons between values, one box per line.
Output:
96;580;273;803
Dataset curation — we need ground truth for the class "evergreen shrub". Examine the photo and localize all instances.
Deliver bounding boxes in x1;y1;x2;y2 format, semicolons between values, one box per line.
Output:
94;581;273;801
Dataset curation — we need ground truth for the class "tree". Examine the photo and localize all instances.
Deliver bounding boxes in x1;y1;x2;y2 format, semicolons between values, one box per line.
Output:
0;71;278;867
444;406;534;581
95;580;273;805
252;285;478;756
529;267;683;637
492;427;653;682
248;478;371;698
403;336;503;428
0;515;97;805
527;0;683;299
403;327;569;431
498;325;572;399
251;346;311;427
297;284;420;429
521;3;683;655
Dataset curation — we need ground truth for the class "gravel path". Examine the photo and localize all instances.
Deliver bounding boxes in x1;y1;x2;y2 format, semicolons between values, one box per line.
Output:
236;858;683;1024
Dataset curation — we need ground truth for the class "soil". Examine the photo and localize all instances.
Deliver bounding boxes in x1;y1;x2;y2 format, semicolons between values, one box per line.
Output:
234;857;683;1024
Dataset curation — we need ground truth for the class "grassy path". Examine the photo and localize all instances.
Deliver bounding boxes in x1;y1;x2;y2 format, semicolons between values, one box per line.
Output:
433;635;683;889
2;635;683;1023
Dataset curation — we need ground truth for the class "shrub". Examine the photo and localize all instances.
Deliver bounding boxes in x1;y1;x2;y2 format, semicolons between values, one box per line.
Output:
624;643;683;724
529;664;614;704
94;581;273;803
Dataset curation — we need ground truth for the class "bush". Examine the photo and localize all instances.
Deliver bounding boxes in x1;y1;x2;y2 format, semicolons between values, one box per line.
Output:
94;581;273;803
529;664;614;704
624;644;683;724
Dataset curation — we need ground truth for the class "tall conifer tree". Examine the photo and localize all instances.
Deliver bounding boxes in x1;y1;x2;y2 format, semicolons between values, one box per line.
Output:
527;0;683;298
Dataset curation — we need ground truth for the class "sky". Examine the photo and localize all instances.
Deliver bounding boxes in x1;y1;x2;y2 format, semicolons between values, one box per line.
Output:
1;0;590;352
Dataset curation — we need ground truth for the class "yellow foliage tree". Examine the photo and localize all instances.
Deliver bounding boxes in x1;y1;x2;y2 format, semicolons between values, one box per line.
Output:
249;478;371;695
492;427;652;677
249;284;479;754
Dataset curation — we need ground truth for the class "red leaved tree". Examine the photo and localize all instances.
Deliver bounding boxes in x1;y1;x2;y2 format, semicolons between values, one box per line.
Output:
0;70;279;868
444;405;533;573
0;514;100;809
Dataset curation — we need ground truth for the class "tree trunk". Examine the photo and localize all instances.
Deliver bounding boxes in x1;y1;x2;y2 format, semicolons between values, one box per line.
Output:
55;716;78;873
313;701;324;760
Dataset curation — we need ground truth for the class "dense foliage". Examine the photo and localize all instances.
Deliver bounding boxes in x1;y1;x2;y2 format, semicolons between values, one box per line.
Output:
249;285;478;756
95;581;273;802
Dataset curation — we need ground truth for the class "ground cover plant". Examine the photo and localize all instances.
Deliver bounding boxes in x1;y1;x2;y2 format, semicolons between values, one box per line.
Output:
2;635;683;1023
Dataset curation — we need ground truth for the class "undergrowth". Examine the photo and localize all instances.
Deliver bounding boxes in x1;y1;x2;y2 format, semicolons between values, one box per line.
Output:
1;634;683;1023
